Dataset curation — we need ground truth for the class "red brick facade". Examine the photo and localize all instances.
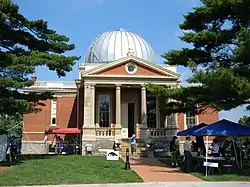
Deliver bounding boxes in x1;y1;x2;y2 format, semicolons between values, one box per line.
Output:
23;93;219;141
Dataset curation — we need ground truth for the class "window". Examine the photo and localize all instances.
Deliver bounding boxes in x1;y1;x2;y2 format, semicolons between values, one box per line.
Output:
98;95;110;127
147;96;157;128
125;63;137;74
51;98;57;126
52;117;56;125
185;112;197;129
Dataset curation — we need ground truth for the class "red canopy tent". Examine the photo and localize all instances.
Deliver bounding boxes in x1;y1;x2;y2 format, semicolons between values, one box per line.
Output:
45;128;81;134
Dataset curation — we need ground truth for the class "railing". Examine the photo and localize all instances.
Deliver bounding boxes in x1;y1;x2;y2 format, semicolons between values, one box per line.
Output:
148;128;167;137
25;81;76;89
95;128;115;137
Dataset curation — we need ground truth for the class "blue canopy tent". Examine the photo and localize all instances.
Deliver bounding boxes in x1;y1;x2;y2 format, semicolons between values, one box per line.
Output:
177;123;207;136
192;119;250;136
191;119;250;176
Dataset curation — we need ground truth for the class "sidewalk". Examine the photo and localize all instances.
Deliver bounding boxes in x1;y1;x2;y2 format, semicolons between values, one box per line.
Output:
127;157;202;182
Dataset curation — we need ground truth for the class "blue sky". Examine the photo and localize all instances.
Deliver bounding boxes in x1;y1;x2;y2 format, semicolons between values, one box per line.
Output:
14;0;249;122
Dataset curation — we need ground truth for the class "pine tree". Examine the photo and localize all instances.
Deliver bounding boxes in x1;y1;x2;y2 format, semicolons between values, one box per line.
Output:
147;0;250;114
0;0;80;116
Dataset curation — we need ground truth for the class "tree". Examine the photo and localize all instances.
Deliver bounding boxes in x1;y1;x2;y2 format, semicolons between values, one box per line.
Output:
0;114;23;134
147;0;250;114
237;116;250;145
0;0;80;116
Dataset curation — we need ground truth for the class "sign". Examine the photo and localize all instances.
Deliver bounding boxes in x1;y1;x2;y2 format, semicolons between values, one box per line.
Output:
106;150;119;161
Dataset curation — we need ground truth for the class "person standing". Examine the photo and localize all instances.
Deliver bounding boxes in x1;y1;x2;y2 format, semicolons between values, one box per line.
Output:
170;136;178;167
183;136;192;173
130;134;137;159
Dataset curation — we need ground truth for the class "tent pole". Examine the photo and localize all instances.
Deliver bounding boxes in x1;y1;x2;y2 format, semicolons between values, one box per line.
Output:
239;142;242;170
205;135;208;177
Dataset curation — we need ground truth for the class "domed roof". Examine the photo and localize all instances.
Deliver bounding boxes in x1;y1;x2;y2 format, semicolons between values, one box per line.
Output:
84;29;156;63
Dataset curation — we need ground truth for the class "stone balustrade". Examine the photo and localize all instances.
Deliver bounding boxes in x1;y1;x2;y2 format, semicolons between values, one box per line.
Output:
148;128;167;137
95;128;115;137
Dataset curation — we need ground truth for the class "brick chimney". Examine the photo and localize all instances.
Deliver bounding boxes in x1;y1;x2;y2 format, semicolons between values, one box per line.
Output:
31;76;37;81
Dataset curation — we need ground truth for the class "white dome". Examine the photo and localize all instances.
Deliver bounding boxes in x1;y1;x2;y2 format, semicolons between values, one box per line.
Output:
84;29;156;63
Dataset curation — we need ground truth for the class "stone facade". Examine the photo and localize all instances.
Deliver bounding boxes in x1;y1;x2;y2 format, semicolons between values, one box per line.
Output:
22;141;49;154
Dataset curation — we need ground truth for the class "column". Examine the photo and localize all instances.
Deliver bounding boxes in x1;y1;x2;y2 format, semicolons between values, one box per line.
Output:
82;84;96;155
140;86;148;140
115;85;121;128
91;85;95;126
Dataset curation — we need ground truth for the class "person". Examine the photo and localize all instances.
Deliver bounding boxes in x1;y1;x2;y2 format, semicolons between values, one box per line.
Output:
170;136;178;167
191;140;197;152
10;136;18;161
56;136;63;154
146;140;154;158
183;136;192;173
209;138;220;157
196;136;206;156
130;134;137;159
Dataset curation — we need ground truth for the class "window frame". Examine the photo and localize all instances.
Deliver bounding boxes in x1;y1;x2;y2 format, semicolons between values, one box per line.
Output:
184;112;198;129
97;94;112;128
146;95;157;128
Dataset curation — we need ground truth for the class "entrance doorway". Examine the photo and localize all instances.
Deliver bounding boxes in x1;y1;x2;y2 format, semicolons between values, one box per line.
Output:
128;103;135;137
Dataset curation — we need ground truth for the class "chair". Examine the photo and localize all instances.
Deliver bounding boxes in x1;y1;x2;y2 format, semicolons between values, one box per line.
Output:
221;157;236;174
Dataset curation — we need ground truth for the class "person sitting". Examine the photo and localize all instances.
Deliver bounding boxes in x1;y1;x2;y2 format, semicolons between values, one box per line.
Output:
209;138;220;157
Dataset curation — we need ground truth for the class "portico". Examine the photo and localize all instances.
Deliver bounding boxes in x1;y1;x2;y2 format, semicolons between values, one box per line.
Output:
78;55;181;150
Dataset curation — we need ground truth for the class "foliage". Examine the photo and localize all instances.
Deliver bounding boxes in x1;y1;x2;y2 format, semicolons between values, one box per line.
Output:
0;114;22;134
0;0;80;116
237;115;250;145
147;0;250;114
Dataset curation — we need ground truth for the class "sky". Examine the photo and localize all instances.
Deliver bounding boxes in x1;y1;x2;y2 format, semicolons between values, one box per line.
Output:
14;0;249;122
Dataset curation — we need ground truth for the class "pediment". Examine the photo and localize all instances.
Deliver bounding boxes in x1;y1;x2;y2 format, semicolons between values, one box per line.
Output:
82;56;180;78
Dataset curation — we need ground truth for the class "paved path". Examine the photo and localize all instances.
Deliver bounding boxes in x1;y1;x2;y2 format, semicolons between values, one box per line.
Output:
126;158;202;182
17;182;250;187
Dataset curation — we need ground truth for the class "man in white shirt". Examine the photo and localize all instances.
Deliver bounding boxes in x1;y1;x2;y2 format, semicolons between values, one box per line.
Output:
210;138;220;157
183;136;192;173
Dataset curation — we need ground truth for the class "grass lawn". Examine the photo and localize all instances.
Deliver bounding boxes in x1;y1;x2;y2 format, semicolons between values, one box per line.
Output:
0;155;142;186
159;158;250;181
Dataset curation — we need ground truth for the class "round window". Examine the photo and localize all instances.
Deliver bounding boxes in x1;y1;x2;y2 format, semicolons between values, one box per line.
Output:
127;64;135;72
125;63;137;74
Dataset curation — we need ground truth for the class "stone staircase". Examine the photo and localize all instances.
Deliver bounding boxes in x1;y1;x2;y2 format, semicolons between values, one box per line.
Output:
120;139;148;157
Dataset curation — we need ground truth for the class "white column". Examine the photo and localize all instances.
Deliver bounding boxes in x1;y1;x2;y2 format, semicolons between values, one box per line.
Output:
116;85;121;128
91;85;95;126
141;86;147;127
140;86;148;140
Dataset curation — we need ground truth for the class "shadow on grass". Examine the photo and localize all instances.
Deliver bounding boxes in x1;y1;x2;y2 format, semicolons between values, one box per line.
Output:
0;154;58;167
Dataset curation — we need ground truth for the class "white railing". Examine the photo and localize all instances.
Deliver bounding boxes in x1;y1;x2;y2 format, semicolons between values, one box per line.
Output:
95;128;115;137
25;81;76;89
148;128;167;137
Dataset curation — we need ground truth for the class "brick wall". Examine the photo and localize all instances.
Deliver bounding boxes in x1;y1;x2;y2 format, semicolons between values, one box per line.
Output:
23;95;77;141
178;109;219;141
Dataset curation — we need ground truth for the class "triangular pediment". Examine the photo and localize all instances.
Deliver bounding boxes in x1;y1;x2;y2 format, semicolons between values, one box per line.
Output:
82;56;180;79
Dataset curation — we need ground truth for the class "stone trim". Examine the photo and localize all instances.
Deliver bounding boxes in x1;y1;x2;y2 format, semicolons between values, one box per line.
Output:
81;56;180;78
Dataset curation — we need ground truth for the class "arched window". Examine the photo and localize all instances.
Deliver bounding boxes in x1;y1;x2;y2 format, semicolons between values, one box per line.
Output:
98;95;110;127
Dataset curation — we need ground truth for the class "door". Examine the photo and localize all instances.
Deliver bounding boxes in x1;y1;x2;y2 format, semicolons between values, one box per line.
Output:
128;103;135;137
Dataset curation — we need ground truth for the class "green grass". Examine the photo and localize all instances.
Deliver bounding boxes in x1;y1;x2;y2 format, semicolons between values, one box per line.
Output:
159;158;250;182
0;155;142;186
